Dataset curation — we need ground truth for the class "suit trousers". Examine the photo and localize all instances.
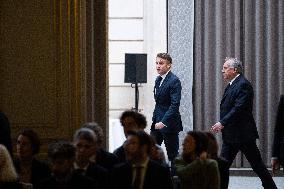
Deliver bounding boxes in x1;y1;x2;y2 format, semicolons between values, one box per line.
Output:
150;130;179;162
280;143;284;173
221;141;277;189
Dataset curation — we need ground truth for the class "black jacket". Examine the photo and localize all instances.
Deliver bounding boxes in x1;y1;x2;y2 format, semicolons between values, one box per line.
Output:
220;74;259;143
111;160;173;189
14;158;51;189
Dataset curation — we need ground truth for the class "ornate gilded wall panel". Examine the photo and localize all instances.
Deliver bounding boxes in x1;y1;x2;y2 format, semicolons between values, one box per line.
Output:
0;0;108;153
0;0;81;141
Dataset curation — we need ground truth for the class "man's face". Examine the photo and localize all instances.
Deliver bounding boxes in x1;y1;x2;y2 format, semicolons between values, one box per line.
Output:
51;158;73;180
122;116;139;137
222;60;237;81
156;57;171;75
124;135;144;163
74;138;96;162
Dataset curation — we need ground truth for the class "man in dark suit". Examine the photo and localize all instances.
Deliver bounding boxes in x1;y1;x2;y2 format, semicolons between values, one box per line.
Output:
82;122;119;172
211;57;277;189
113;110;147;162
150;53;182;163
271;94;284;174
40;141;98;189
111;130;173;189
73;128;108;189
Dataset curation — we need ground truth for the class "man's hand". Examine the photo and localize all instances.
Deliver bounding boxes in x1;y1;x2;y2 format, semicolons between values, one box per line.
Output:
271;158;280;176
210;122;224;133
155;122;165;129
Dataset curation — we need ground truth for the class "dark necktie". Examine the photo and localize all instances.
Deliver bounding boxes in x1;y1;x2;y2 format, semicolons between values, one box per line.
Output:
224;83;231;93
156;76;163;88
133;166;143;189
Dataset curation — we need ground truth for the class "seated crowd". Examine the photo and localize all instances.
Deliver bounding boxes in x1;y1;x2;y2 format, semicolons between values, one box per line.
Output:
0;110;228;189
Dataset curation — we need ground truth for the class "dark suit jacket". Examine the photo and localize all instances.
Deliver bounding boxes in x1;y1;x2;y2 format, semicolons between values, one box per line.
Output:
272;94;284;163
96;149;119;172
220;74;259;143
14;158;51;189
0;181;23;189
85;162;108;189
0;111;13;155
151;71;182;133
39;171;98;189
111;160;173;189
113;145;126;163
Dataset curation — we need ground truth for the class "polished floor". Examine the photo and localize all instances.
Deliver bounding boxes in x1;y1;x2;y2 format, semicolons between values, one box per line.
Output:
229;176;284;189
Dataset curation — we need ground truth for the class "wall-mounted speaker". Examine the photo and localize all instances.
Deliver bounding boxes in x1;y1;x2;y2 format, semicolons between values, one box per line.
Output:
124;53;147;83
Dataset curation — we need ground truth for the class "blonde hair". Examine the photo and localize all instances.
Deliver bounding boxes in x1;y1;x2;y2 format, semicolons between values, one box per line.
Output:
0;144;18;182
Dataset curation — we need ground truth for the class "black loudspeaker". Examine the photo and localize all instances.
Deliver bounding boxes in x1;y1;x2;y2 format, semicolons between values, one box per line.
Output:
124;53;147;83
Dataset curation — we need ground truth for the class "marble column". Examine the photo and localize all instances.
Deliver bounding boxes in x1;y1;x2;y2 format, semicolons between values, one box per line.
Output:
168;0;194;147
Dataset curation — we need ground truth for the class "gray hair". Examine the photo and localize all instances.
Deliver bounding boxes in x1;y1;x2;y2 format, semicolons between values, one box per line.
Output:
82;122;104;145
73;128;97;143
225;57;243;74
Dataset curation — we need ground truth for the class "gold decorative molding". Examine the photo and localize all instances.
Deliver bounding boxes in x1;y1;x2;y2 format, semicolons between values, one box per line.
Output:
1;0;109;152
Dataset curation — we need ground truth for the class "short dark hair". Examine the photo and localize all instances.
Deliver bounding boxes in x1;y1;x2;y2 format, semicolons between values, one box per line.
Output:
187;131;209;156
126;130;153;155
48;141;75;160
120;110;147;129
157;53;172;64
18;129;41;155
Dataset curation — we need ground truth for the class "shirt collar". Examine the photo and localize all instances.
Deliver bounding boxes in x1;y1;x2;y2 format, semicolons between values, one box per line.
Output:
229;74;240;85
160;70;171;79
74;162;89;171
132;157;149;168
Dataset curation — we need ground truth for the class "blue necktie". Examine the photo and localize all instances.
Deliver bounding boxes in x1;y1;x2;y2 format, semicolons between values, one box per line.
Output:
224;83;230;93
156;76;163;88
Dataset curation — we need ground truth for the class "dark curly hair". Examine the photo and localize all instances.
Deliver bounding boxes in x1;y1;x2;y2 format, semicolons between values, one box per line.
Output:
48;141;75;160
17;129;41;155
120;110;147;129
187;131;209;156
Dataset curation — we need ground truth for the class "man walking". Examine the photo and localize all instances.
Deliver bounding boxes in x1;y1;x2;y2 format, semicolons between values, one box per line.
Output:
151;53;182;164
211;57;277;189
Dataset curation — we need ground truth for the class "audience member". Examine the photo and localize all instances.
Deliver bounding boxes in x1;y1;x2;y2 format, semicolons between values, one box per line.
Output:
73;128;108;189
0;144;22;189
0;111;13;156
175;131;220;189
206;132;229;189
111;130;173;189
82;122;119;172
14;129;51;189
113;110;147;162
39;141;97;189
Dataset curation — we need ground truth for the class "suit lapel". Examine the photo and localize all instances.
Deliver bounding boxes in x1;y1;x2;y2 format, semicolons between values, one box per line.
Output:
156;72;171;98
143;161;153;189
221;75;242;103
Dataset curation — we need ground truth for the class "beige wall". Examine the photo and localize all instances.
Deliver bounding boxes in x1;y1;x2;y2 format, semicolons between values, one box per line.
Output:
108;0;167;151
